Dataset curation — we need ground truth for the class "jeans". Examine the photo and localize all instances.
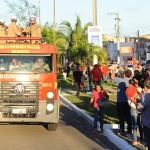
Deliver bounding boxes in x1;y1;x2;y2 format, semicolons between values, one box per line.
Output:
93;80;101;89
116;102;132;134
103;75;108;81
130;108;143;141
137;114;143;140
87;77;92;91
131;108;138;142
93;107;104;131
75;82;80;96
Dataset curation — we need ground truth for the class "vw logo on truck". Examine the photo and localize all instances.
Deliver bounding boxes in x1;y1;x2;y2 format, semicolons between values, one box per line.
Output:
14;83;25;95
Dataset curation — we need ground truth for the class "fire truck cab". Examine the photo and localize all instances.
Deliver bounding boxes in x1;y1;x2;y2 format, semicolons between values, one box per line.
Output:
0;38;59;131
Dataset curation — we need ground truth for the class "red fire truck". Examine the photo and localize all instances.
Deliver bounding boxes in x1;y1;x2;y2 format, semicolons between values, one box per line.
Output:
0;37;59;131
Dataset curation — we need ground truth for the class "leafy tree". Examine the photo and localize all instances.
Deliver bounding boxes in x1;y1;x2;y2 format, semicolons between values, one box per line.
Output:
41;23;69;67
5;0;38;25
59;15;107;65
59;16;92;65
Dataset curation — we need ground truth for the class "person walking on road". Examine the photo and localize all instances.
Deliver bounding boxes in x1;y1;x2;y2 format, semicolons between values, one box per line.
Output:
72;65;83;97
111;65;132;136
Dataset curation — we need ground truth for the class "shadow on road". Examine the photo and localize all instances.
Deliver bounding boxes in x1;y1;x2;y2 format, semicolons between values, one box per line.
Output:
59;104;120;150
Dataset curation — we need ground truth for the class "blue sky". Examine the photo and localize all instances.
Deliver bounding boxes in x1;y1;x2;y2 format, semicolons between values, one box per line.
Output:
1;0;150;37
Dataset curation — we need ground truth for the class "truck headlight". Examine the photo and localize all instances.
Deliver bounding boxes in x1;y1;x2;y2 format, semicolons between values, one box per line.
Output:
47;104;54;111
47;92;54;98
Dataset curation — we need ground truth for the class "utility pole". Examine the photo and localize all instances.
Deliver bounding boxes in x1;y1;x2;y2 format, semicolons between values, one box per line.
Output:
108;12;121;42
115;13;120;42
93;0;97;26
137;30;140;60
39;0;41;25
108;12;121;63
92;0;98;65
53;0;56;34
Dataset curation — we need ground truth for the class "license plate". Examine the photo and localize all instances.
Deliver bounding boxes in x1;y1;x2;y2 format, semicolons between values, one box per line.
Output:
12;109;26;114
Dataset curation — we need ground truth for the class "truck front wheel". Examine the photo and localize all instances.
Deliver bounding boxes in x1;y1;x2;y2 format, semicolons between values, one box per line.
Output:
47;123;57;131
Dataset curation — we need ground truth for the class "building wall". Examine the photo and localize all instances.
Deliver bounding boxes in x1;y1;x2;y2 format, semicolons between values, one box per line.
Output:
107;42;134;61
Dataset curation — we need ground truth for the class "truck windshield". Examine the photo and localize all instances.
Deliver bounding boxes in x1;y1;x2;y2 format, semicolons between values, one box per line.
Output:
0;55;54;73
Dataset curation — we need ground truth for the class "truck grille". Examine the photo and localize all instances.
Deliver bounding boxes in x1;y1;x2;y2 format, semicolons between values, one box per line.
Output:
0;82;40;118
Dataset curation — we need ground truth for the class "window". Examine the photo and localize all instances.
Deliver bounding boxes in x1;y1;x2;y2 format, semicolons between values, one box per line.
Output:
0;55;54;73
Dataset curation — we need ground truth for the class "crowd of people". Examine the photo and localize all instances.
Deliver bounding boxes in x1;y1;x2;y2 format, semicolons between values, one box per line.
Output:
71;62;109;95
0;15;42;44
69;61;150;149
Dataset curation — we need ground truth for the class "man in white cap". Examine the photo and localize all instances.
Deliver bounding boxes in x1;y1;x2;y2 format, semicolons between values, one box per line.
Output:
7;15;21;43
0;19;6;43
23;15;42;44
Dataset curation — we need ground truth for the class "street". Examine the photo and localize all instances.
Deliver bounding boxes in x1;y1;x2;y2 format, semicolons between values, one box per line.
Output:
0;101;120;150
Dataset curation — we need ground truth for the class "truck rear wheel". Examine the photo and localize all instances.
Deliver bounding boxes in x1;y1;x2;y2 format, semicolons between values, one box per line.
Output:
47;123;57;131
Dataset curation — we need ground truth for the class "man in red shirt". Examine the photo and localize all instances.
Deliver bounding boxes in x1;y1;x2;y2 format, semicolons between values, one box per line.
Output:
91;64;103;89
101;63;109;82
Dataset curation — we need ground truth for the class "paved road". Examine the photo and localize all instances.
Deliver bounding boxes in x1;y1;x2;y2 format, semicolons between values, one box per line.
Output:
0;102;120;150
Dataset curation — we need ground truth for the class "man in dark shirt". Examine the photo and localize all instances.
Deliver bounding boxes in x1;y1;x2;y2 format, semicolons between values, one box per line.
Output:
72;65;83;97
111;66;132;136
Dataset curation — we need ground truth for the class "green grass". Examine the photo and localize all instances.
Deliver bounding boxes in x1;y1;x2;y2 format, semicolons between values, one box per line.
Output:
58;76;119;124
58;77;73;89
65;94;119;124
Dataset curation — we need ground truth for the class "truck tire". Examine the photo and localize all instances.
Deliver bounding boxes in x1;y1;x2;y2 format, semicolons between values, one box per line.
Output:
47;123;57;131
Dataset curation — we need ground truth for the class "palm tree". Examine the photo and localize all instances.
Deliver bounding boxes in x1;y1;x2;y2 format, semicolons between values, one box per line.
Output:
60;16;93;65
42;23;70;67
42;16;107;68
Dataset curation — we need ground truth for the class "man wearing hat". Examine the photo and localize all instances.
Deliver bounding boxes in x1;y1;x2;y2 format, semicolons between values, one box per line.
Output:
7;15;21;43
23;15;42;44
0;19;6;44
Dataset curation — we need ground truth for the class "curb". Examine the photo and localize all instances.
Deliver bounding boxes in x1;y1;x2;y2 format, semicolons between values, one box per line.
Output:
59;94;137;150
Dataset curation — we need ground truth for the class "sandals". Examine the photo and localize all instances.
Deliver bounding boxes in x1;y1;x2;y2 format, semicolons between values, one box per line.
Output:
131;141;139;146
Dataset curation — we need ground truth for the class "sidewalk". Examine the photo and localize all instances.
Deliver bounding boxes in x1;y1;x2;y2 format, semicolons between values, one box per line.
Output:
61;81;117;95
60;88;147;150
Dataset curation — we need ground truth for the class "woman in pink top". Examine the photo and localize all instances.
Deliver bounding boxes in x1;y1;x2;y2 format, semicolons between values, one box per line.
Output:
90;84;109;134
